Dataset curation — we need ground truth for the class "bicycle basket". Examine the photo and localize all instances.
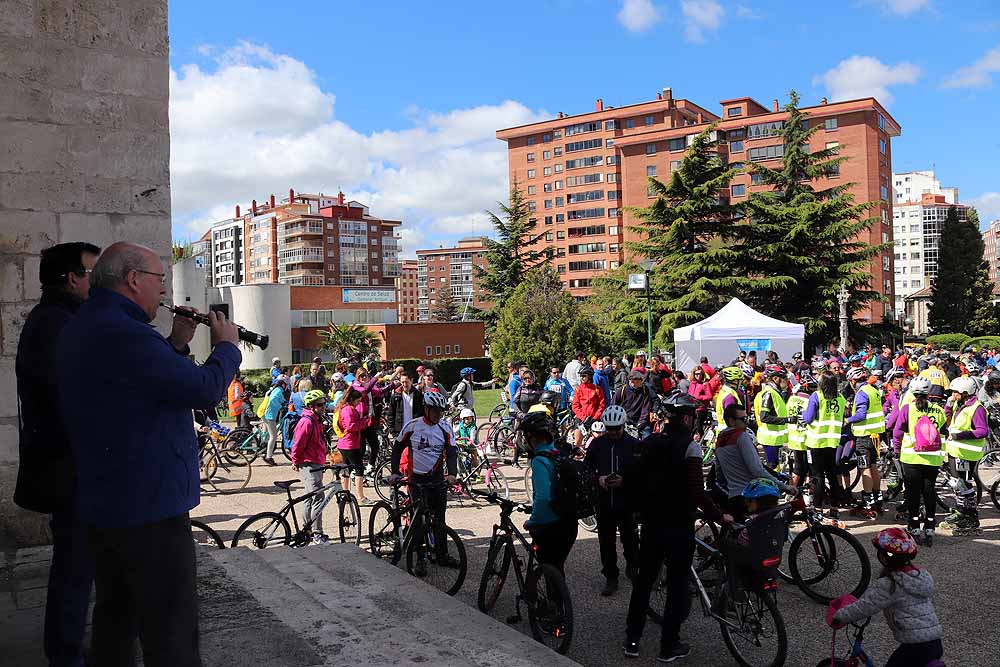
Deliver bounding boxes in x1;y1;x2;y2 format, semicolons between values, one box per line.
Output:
723;505;788;586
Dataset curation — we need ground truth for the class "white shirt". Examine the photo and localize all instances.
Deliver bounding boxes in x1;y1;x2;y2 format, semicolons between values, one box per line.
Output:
397;417;456;475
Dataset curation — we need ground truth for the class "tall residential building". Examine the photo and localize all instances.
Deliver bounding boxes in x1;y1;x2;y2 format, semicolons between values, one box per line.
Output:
416;236;489;321
893;170;958;206
982;219;1000;291
397;259;420;322
498;89;900;323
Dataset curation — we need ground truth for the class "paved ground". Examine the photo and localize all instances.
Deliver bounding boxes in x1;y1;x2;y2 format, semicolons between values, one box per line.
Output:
5;444;1000;666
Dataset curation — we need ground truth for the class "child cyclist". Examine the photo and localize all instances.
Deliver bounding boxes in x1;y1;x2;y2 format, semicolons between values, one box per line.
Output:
829;527;943;667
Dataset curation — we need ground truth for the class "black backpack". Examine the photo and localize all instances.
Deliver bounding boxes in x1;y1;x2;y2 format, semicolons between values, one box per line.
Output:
541;451;597;520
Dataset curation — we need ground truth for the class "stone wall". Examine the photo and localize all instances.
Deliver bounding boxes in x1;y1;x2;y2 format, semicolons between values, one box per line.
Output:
0;0;172;546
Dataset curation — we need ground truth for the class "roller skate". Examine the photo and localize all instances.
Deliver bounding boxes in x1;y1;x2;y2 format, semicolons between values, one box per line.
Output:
940;512;982;537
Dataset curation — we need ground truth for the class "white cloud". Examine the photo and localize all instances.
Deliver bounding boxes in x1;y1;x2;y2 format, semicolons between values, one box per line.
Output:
969;192;1000;226
681;0;724;43
811;56;920;106
169;43;547;256
942;44;1000;89
881;0;930;16
617;0;662;32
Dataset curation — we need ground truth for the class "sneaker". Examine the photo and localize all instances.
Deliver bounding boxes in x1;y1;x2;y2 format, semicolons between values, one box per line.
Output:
623;640;640;658
601;578;619;596
657;642;690;663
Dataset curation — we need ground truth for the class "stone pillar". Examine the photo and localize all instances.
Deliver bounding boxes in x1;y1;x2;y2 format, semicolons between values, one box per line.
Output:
0;0;171;546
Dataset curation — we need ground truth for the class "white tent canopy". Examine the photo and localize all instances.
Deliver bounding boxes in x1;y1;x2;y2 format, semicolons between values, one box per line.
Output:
673;298;805;373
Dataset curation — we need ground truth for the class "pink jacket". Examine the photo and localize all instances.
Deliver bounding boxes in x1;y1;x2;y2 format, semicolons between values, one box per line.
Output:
336;403;364;450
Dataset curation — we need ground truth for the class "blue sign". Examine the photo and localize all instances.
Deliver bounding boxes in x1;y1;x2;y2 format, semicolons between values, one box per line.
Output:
737;338;771;352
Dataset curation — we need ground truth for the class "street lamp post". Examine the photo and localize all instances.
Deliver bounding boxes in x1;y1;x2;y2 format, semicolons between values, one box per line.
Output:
639;259;657;360
837;286;850;355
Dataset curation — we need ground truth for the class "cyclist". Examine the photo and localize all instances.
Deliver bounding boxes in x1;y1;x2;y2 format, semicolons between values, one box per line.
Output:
891;377;946;545
939;376;987;536
290;390;333;545
449;366;497;412
584;405;639;596
544;367;574;411
521;412;578;576
845;366;886;515
622;392;732;662
785;372;815;491
612;370;656;439
801;371;846;522
754;364;790;468
390;391;460;570
830;527;943;667
714;366;745;426
571;367;606;448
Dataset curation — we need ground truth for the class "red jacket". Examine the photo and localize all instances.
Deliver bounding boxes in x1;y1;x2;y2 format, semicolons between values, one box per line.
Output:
290;408;327;467
572;381;606;420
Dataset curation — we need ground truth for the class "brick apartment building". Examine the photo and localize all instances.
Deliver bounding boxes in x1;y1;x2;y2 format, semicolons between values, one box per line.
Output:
497;88;900;323
416;236;490;321
397;259;420;321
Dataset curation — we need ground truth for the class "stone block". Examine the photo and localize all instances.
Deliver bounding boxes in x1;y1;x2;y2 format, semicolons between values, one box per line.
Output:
83;178;132;214
22;256;39;301
48;89;124;128
0;0;36;40
0;303;33;358
0;210;59;254
81;52;169;100
0;121;70;174
35;0;77;42
0;36;83;89
130;183;169;214
0;258;22;302
59;212;113;248
0;173;84;213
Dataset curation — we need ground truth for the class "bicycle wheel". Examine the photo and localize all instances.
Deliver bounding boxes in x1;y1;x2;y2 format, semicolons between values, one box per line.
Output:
373;459;397;503
206;449;252;494
335;491;362;546
191;519;225;548
526;563;573;655
405;523;467;596
788;524;871;604
230;512;292;549
717;586;787;667
367;501;401;562
578;515;597;533
469;464;510;500
477;537;513;612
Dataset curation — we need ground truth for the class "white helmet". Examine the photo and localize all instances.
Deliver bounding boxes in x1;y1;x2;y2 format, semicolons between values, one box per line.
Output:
459;408;475;419
422;391;448;409
601;405;628;427
908;377;932;396
950;376;977;396
590;421;606;434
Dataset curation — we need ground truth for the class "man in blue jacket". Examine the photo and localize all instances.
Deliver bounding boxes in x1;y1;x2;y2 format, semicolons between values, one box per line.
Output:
56;242;241;666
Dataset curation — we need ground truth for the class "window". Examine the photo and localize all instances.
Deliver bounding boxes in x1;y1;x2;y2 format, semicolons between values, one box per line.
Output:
566;138;603;152
605;120;617;131
543;150;551;160
732;184;746;197
645;142;657;155
527;136;535;145
645;115;654;126
566;156;603;169
824;118;838;131
727;107;743;117
670;160;681;172
565;121;601;136
879;138;887;154
625;118;635;129
527;169;536;178
543;166;552;176
668;138;685;151
527;185;536;195
749;144;785;162
730;140;744;152
747;121;784;139
607;173;618;183
527;152;535;162
646;165;657;177
426;345;433;356
878;113;885;131
606;155;619;166
543;183;552;193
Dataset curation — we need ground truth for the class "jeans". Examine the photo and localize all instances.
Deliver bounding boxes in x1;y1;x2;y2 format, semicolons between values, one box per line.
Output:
527;519;578;577
88;513;200;667
885;638;943;667
596;503;637;581
263;419;279;458
300;466;326;536
626;524;695;649
46;509;95;667
903;463;939;530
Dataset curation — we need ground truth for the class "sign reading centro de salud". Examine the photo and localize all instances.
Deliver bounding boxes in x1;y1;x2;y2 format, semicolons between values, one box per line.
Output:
342;288;395;304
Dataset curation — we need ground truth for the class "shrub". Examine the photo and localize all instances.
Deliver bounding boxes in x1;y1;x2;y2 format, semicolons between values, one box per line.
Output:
925;333;971;351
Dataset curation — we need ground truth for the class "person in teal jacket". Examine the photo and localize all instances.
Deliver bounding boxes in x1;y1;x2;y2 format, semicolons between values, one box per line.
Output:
522;412;578;576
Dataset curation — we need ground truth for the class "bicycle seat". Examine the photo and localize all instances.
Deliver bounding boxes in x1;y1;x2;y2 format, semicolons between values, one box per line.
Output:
273;479;298;490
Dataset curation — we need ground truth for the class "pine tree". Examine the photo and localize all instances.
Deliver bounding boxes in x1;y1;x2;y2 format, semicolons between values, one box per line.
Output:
431;285;459;322
736;91;886;348
932;206;996;334
490;266;602;378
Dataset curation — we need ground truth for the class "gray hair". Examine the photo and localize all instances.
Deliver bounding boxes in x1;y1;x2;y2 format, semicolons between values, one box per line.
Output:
91;243;154;290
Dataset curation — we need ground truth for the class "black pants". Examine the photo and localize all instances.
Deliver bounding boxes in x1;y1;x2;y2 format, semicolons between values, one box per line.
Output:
626;524;695;649
596;502;638;581
885;638;943;667
808;447;843;508
360;425;380;467
411;475;449;558
903;463;938;530
88;513;200;667
528;519;578;577
46;508;94;667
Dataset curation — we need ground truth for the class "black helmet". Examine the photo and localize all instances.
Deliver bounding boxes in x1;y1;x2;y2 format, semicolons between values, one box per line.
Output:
539;390;560;406
660;390;699;414
518;411;555;438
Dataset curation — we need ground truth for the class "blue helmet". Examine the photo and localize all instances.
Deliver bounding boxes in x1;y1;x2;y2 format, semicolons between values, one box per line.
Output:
742;478;780;500
460;367;476;377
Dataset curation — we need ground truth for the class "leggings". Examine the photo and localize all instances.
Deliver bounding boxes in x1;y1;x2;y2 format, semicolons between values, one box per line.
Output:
902;463;938;530
808;447;842;508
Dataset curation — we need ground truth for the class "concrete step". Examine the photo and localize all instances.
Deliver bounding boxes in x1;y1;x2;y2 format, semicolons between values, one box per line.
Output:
208;544;581;666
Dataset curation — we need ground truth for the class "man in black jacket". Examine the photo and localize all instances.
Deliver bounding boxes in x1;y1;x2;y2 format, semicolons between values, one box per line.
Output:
386;372;424;437
14;241;100;667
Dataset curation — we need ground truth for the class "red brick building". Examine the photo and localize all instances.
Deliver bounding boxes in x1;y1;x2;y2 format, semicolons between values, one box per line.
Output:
497;89;900;323
397;259;420;322
416;236;490;321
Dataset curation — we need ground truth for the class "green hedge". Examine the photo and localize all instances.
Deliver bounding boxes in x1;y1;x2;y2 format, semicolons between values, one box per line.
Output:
926;333;971;351
966;336;1000;351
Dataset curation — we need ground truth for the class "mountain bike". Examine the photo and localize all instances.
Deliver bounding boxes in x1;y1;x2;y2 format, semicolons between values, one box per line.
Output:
199;422;252;494
230;464;361;548
366;478;467;595
648;510;788;667
473;490;574;655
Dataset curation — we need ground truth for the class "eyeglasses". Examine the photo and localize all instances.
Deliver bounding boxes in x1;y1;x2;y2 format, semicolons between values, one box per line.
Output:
134;268;166;285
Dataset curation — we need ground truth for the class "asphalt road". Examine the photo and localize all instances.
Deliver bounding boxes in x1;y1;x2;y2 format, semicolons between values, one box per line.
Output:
195;451;1000;667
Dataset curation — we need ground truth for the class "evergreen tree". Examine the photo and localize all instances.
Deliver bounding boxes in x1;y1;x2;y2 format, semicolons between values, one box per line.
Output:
932;207;996;334
590;124;760;348
431;286;460;322
475;182;550;328
736;91;886;348
490;266;602;378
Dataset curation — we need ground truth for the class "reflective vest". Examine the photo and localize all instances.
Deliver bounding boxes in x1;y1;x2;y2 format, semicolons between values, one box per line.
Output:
805;393;845;449
899;402;946;467
785;394;809;451
945;400;986;462
850;384;886;437
715;385;742;424
228;379;245;415
753;385;788;446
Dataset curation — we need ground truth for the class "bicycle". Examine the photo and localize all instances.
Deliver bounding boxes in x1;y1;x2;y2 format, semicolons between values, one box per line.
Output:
366;478;467;595
230;464;361;548
191;519;225;548
473;490;573;655
199;422;252;494
647;510;788;667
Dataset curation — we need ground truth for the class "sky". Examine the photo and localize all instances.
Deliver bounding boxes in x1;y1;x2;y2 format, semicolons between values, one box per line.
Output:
168;0;1000;255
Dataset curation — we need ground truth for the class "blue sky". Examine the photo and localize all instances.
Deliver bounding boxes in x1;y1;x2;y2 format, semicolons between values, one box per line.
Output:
168;0;1000;253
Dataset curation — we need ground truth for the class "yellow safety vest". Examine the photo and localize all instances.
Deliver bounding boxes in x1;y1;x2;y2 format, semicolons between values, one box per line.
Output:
899;402;946;467
945;400;986;462
850;384;886;436
715;385;742;424
785;394;809;451
753;385;788;446
806;393;845;449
